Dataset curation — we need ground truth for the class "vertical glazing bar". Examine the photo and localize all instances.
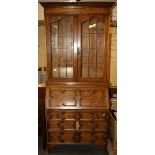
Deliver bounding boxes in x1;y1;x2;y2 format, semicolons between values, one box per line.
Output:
88;19;90;77
66;21;67;77
58;20;60;77
95;21;98;77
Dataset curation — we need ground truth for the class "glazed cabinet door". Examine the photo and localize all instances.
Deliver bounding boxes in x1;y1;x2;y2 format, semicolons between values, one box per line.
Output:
46;15;77;81
77;15;108;81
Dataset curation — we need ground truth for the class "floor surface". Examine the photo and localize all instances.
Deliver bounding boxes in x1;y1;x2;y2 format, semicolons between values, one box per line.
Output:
38;136;108;155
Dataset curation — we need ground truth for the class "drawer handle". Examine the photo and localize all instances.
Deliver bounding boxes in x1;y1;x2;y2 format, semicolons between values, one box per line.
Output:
102;113;106;117
77;48;80;55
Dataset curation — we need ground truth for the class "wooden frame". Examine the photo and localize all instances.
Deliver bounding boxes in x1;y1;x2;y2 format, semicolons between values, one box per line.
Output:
40;1;116;149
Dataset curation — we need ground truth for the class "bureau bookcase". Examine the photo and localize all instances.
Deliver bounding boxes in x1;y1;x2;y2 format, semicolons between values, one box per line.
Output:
40;2;115;149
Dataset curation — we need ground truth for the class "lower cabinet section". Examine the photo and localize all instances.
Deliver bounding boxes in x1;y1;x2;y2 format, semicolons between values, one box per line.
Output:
46;109;109;147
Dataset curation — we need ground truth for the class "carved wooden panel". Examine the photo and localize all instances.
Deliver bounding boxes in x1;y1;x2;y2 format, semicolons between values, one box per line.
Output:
79;89;107;107
49;90;62;106
61;89;77;106
49;89;77;107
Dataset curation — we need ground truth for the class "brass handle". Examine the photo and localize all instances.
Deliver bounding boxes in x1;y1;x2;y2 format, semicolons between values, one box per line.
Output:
77;48;80;55
102;113;106;117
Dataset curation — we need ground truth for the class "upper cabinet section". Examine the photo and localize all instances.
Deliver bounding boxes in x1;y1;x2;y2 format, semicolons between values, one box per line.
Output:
41;2;116;83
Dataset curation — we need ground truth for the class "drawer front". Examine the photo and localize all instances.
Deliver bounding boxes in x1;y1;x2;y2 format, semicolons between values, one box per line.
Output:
79;121;93;130
79;89;107;107
48;132;107;144
79;111;108;120
94;133;107;143
79;111;93;120
80;132;93;143
48;132;76;143
48;120;76;130
47;110;76;120
94;121;108;131
94;111;108;120
79;121;107;131
47;110;108;120
47;110;60;119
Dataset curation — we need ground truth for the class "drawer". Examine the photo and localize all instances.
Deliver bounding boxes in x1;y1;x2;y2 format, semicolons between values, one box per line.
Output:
94;132;107;143
47;110;109;121
47;120;76;130
79;121;107;131
94;111;108;120
48;132;76;143
47;110;76;120
47;110;60;119
93;121;108;131
79;111;108;120
79;111;93;120
80;132;93;143
79;121;93;130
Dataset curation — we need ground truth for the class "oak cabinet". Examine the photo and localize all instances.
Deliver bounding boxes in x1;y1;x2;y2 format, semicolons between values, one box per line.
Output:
40;2;115;149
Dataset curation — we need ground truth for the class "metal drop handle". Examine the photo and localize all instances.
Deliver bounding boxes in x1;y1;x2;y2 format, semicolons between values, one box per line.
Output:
77;48;80;55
